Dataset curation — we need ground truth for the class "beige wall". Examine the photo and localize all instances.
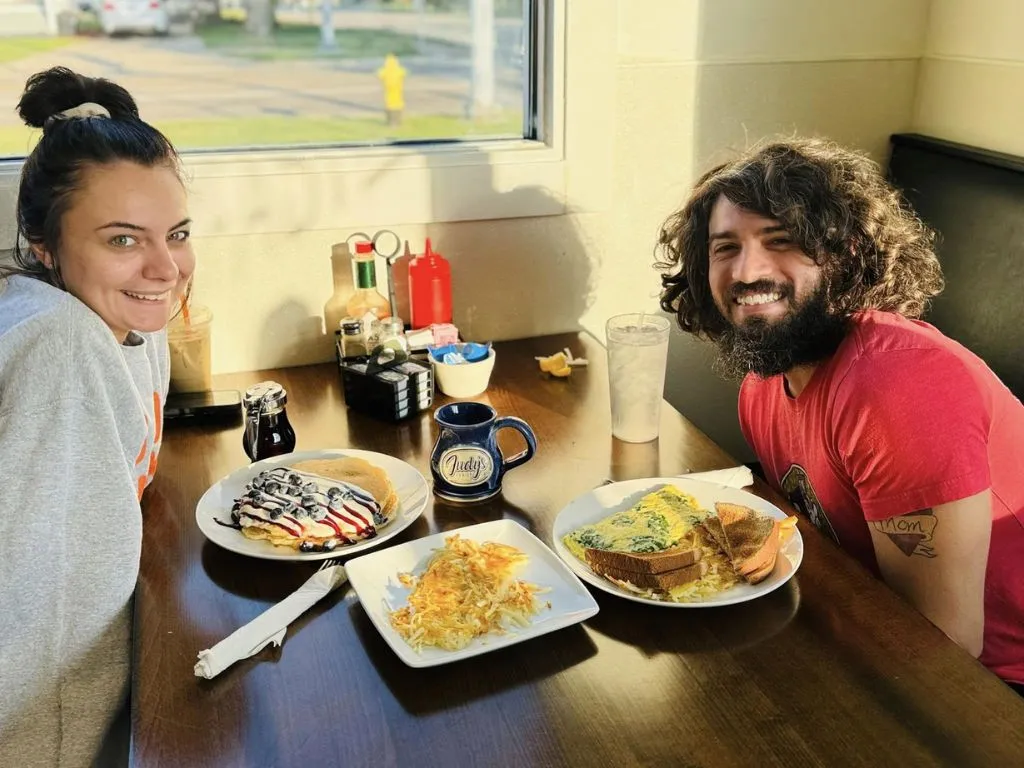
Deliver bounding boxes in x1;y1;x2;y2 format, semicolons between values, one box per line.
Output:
193;0;925;376
914;0;1024;156
695;0;924;166
0;0;928;384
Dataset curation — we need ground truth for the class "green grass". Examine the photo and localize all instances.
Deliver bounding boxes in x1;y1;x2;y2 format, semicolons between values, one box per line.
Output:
0;36;76;65
0;112;523;156
195;20;456;61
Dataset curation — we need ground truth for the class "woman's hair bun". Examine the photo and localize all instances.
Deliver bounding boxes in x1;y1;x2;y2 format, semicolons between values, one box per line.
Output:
17;66;140;129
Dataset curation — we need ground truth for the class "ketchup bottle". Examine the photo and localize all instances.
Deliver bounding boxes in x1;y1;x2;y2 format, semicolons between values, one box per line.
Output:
408;238;452;329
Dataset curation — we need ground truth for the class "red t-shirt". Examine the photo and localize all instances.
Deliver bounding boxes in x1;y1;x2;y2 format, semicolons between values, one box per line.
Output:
739;310;1024;684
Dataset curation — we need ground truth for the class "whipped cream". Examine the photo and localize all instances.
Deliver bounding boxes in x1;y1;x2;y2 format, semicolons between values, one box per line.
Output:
231;467;385;551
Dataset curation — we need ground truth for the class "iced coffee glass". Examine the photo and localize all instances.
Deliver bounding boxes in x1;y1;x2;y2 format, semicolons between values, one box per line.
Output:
606;313;671;443
167;304;213;393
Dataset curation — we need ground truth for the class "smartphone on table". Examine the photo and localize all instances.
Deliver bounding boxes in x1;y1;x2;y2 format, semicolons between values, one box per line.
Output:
165;390;243;425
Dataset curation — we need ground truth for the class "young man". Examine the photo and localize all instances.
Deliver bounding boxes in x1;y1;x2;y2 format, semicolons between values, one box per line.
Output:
657;138;1024;692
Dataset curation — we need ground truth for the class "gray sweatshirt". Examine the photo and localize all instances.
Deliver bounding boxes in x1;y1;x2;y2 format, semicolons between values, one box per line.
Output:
0;275;169;767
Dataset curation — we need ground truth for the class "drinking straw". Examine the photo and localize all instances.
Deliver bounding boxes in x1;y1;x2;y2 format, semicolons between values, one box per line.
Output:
180;295;192;327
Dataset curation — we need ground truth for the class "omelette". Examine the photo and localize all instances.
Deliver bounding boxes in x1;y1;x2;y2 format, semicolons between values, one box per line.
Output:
562;485;708;561
564;485;740;601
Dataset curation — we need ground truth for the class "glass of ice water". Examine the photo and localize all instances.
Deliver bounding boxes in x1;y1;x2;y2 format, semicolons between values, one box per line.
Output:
605;313;671;443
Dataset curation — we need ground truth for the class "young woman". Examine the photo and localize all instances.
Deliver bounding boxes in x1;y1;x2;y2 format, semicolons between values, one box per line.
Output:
0;67;194;766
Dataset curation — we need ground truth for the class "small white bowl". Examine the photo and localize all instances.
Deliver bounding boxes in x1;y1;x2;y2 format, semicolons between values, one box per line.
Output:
430;349;496;398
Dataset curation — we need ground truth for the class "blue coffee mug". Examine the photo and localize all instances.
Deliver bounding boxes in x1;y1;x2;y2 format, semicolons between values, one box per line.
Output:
430;401;537;502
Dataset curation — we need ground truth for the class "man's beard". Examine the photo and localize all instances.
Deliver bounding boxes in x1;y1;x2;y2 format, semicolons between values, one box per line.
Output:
713;281;848;381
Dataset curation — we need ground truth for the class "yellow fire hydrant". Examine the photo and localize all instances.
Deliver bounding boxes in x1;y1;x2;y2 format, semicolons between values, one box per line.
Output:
378;54;407;127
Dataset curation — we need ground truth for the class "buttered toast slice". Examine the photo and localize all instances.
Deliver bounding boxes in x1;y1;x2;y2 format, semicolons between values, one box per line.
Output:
707;502;782;585
588;558;709;590
583;538;701;575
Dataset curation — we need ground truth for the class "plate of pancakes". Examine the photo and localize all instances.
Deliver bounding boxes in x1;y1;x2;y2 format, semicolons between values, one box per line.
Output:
553;477;803;607
195;449;430;561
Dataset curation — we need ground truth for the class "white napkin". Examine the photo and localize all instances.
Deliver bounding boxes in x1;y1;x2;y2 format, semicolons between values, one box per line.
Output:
680;465;754;489
194;564;348;679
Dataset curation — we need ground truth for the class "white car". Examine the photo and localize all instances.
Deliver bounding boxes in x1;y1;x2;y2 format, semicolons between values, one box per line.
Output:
98;0;170;35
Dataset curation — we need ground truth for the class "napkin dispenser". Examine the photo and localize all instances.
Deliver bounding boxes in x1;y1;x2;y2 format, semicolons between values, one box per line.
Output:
336;336;433;422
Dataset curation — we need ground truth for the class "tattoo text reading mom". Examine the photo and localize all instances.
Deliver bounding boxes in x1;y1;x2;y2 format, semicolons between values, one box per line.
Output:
871;510;937;558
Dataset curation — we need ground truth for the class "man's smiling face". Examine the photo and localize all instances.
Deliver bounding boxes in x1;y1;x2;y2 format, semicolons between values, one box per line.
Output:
705;194;848;380
707;194;823;329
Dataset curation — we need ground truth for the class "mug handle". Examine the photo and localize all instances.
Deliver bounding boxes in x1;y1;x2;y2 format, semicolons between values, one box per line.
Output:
494;416;537;472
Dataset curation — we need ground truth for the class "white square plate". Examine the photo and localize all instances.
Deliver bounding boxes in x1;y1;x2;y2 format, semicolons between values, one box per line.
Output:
345;519;600;668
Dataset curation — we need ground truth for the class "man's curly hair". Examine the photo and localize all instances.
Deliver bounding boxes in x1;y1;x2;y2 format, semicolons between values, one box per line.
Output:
657;138;944;340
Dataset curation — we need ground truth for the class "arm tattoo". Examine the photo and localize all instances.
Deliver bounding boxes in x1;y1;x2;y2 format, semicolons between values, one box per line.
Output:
871;509;937;558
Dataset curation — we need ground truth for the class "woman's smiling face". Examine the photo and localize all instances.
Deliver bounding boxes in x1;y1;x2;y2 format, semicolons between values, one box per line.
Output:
35;160;194;342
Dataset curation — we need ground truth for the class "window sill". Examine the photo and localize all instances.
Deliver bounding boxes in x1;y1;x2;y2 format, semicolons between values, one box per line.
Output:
0;136;567;246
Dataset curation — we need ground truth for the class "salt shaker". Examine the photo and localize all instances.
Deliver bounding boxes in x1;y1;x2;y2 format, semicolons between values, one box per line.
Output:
242;381;297;462
340;317;368;359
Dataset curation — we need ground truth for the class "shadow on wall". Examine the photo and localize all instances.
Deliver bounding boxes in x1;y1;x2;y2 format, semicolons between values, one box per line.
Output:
245;144;596;371
426;145;597;343
661;312;754;464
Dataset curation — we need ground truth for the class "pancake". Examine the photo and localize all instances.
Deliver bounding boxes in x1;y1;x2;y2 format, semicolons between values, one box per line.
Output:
291;457;399;521
232;458;398;551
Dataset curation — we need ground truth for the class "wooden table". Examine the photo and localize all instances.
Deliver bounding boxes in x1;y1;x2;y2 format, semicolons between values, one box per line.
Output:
134;333;1024;768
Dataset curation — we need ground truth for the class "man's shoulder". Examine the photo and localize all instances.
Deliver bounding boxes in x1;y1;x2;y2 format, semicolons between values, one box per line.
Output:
844;310;951;355
834;310;963;373
827;311;982;403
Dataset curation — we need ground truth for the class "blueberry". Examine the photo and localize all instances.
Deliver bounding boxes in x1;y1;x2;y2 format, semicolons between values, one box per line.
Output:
288;472;301;485
264;481;281;495
323;539;337;551
231;510;240;524
249;490;263;503
301;494;318;508
302;481;317;494
299;541;314;552
310;507;327;522
269;507;283;520
327;486;343;500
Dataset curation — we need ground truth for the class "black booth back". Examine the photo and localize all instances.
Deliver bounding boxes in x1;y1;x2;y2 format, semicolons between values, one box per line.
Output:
888;133;1024;399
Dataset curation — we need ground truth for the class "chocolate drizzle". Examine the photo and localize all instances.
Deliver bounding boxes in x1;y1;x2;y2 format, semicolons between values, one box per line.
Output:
232;466;383;546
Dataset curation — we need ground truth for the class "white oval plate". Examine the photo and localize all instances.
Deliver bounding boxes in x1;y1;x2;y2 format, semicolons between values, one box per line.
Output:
552;477;803;607
195;449;430;562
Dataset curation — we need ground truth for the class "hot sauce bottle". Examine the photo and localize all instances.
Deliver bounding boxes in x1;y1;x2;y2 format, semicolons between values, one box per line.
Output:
345;241;392;323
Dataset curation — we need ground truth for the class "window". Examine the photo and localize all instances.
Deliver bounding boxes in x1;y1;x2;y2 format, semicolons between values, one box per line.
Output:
0;0;544;157
0;0;569;249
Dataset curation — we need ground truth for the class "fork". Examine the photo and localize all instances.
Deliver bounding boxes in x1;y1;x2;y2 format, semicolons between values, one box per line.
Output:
317;557;344;572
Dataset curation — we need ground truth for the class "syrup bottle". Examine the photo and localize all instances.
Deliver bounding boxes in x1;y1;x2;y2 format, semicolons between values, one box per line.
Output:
242;381;297;462
345;241;392;322
408;238;452;329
